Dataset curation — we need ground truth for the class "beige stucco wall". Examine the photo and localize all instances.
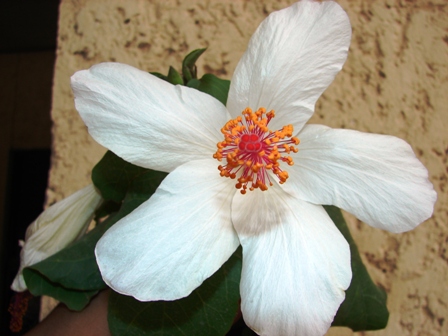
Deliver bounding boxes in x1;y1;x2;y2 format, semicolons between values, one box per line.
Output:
46;0;448;335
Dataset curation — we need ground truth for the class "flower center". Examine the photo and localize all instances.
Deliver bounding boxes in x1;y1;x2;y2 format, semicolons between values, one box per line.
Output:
213;107;299;194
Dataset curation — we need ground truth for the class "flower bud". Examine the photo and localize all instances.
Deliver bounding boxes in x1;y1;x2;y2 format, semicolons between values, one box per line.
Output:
11;184;102;292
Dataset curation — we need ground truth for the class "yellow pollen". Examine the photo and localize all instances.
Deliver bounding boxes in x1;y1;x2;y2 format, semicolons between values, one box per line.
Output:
213;107;300;194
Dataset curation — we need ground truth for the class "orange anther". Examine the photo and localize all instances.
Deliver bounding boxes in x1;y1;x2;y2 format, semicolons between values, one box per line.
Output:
213;106;299;194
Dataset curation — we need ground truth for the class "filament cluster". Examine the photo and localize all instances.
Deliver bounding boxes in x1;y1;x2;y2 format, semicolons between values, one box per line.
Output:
213;107;299;194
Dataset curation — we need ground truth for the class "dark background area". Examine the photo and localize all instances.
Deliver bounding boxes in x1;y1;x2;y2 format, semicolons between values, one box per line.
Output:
0;0;60;334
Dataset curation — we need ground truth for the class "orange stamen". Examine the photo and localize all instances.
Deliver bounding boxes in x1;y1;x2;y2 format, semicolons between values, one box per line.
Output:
214;107;300;194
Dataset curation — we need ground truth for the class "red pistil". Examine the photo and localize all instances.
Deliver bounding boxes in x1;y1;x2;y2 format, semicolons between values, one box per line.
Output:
213;107;300;194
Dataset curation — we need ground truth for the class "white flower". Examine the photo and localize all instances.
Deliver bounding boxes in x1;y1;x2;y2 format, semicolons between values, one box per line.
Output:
71;1;436;335
11;184;102;292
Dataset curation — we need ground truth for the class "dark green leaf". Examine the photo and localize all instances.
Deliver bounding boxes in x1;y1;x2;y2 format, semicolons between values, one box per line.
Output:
92;151;148;202
150;72;168;81
95;200;121;220
187;74;230;105
325;206;389;331
226;318;257;336
23;268;98;311
167;66;184;85
186;78;200;89
23;170;167;310
108;247;242;336
182;48;206;82
118;169;167;214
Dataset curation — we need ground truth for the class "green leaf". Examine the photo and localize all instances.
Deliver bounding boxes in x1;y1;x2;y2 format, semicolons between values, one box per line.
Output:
167;66;184;85
186;78;200;89
23;170;167;310
150;72;168;81
95;200;121;220
108;247;242;336
117;169;168;214
325;206;389;331
182;48;206;82
23;268;98;311
92;151;148;202
187;74;230;105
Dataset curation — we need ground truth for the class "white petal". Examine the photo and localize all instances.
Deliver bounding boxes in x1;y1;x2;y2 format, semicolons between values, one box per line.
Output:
227;1;351;132
284;125;437;233
95;159;239;301
71;63;229;172
232;186;351;336
11;184;102;292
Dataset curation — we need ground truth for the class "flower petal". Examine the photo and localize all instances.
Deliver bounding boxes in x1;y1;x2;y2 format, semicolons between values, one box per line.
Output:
232;186;351;336
71;63;230;172
11;184;102;292
284;125;437;233
227;0;351;133
95;159;239;301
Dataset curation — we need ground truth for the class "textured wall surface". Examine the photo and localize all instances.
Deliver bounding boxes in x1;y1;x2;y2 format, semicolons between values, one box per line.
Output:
46;0;448;334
